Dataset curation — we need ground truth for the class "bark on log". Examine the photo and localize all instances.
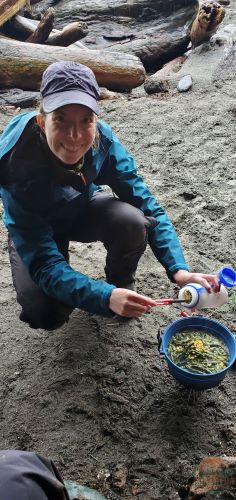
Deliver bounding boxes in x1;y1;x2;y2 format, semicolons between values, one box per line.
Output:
0;37;145;91
26;7;54;43
0;0;27;26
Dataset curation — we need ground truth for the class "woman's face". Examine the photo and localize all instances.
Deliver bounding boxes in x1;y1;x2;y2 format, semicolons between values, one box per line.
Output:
40;104;97;164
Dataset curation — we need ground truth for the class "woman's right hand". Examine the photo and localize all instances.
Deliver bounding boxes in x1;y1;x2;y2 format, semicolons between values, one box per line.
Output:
109;288;157;318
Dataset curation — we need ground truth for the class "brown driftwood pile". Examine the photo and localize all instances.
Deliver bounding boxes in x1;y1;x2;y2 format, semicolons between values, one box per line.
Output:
0;0;146;91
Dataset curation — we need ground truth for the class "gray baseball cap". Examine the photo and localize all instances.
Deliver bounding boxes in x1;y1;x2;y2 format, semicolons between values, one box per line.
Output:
40;60;100;114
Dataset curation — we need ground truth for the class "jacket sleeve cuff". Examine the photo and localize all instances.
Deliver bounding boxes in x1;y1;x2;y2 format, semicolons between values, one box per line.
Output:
166;265;190;283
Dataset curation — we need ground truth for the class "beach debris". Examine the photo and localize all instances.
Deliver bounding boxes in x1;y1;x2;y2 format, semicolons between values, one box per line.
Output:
0;0;29;26
110;464;128;490
177;74;193;92
9;13;89;47
144;56;187;94
190;1;225;48
103;31;135;41
0;36;145;92
26;7;54;43
64;480;106;500
99;88;125;101
188;456;236;499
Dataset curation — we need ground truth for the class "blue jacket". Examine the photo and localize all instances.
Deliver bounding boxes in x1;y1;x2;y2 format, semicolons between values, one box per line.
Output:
0;112;189;316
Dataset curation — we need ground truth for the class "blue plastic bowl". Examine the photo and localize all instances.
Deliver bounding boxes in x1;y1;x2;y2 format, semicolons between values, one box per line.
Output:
160;317;236;390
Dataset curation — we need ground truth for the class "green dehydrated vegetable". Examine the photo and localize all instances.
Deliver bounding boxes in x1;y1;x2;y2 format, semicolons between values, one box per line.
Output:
167;330;229;374
183;290;192;302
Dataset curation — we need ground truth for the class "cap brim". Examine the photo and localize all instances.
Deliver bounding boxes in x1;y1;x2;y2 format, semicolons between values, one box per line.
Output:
42;89;100;115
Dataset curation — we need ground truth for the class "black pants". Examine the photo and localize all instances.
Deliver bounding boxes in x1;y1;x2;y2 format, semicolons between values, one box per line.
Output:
9;193;156;330
0;450;69;500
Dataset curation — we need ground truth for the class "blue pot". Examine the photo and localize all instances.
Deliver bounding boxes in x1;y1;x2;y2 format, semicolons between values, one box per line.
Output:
160;317;236;390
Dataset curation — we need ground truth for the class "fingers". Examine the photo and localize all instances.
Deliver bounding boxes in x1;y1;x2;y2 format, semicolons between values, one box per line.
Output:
196;274;219;292
130;292;157;307
121;294;155;317
109;288;157;318
173;270;220;291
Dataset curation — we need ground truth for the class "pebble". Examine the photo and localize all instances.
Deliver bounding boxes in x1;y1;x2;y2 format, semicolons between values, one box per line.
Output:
177;74;192;92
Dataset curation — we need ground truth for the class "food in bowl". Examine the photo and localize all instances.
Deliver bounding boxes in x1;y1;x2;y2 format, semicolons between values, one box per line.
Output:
167;330;229;374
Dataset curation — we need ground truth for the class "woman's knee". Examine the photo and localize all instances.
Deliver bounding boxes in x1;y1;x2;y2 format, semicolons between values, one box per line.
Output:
103;200;155;247
19;301;73;330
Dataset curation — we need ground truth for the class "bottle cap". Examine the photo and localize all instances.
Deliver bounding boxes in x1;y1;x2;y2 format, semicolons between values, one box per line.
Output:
218;267;236;287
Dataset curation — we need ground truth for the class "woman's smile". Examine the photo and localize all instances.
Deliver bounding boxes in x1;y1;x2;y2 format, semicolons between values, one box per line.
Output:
40;104;97;164
61;144;81;153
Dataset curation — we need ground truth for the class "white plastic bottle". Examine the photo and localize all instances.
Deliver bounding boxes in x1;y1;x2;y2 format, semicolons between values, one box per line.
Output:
178;283;228;310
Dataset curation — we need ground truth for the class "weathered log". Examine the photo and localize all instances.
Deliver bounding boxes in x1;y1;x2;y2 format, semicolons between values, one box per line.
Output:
26;7;54;43
190;1;225;48
46;21;89;46
9;13;37;36
69;40;88;50
0;37;145;91
11;14;88;47
0;0;27;26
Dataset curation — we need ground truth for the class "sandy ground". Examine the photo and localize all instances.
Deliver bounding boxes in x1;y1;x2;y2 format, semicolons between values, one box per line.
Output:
0;6;236;500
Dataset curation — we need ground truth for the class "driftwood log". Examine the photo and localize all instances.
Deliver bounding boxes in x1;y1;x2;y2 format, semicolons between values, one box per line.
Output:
190;1;225;48
0;37;145;91
10;13;46;36
11;14;89;46
0;0;28;25
0;0;44;27
26;7;54;43
46;21;89;46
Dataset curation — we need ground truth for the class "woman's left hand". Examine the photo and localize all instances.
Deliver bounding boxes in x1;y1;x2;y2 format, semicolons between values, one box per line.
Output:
173;270;219;292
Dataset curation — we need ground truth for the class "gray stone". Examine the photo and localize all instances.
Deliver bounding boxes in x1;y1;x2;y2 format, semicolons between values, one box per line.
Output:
0;89;40;108
177;74;192;92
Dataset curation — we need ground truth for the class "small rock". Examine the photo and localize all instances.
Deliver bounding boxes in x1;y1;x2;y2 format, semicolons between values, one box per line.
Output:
144;56;186;95
144;78;170;94
111;464;128;490
218;0;230;5
99;88;124;100
64;480;106;500
188;456;236;499
177;74;192;92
